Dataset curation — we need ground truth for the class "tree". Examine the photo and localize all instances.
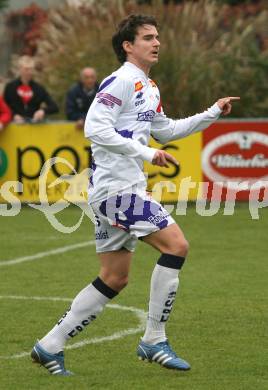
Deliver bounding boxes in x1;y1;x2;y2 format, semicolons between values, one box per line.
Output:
34;0;268;118
0;0;9;12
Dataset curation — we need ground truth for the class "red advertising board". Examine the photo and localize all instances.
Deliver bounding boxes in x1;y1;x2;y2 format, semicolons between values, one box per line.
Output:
202;121;268;201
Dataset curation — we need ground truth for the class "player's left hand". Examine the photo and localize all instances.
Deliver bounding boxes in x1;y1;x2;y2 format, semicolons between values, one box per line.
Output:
152;149;179;168
217;97;240;116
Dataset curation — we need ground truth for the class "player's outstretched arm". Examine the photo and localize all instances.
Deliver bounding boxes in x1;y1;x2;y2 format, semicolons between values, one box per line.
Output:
151;96;240;145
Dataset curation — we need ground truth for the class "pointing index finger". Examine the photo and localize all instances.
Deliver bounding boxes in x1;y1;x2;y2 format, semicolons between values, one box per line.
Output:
166;153;179;166
229;97;240;101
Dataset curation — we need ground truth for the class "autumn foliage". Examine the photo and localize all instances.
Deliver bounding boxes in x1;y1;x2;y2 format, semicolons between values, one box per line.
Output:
5;3;48;56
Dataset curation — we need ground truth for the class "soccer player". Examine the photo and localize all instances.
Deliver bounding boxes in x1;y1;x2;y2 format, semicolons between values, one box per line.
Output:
31;14;239;375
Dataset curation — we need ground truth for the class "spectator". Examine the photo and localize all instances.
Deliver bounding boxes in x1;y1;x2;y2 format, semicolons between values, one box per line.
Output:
3;55;59;124
0;96;12;131
66;67;99;129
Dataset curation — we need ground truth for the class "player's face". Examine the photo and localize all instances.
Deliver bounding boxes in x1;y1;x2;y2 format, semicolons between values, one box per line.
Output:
125;24;160;69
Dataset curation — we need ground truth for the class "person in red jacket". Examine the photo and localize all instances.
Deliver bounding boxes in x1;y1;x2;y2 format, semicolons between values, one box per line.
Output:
0;96;12;131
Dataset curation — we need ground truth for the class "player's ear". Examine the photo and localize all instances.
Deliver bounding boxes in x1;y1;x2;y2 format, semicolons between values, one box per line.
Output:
122;41;132;55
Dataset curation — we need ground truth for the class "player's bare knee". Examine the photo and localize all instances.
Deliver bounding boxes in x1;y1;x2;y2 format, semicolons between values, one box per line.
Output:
99;272;128;292
120;276;129;289
164;237;189;257
179;238;189;257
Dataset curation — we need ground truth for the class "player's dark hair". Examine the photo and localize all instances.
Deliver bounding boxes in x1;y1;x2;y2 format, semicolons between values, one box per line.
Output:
112;14;158;64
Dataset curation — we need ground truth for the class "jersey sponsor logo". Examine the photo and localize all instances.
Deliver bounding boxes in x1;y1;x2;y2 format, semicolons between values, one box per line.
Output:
136;91;143;99
135;99;145;107
137;110;155;122
95;230;109;240
135;81;143;92
96;92;122;108
135;91;145;106
97;97;114;108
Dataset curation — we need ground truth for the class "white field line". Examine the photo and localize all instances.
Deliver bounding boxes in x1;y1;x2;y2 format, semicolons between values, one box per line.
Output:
0;295;147;360
0;240;95;267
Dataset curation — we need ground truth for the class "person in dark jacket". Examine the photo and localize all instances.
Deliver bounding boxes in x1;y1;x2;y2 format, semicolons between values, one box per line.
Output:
3;56;59;124
65;67;99;129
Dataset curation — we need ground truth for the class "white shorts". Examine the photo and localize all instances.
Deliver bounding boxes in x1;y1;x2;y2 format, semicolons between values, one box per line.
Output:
90;190;175;253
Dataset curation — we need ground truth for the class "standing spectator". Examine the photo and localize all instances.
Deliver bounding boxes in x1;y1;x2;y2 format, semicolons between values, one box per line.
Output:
0;96;12;131
3;56;59;124
65;67;99;129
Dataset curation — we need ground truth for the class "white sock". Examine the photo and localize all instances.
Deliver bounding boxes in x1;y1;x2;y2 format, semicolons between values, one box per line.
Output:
39;278;117;353
142;255;185;345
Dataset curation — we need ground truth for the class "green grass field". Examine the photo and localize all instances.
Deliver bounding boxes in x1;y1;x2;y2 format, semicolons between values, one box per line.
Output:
0;204;267;390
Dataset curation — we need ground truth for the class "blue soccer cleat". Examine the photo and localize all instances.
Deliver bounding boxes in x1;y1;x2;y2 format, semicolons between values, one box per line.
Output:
137;340;191;371
31;342;73;376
